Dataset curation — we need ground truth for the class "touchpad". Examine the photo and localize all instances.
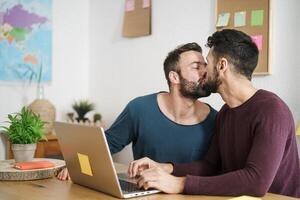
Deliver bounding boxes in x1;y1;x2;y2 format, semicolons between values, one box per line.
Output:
117;173;138;184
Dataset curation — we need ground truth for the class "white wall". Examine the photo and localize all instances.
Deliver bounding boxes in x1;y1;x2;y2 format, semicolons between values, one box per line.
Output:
253;0;300;123
89;0;300;164
1;0;299;162
0;0;90;159
89;0;218;163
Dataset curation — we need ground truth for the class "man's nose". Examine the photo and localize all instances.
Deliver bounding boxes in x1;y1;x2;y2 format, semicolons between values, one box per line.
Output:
199;63;207;75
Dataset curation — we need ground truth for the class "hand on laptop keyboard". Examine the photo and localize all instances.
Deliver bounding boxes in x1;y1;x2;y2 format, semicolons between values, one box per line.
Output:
136;166;185;194
128;157;159;177
128;157;184;194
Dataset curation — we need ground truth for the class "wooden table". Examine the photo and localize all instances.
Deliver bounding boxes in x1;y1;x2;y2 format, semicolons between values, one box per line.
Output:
0;163;298;200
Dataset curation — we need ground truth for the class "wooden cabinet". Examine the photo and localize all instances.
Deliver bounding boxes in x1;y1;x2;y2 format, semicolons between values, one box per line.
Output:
6;133;63;159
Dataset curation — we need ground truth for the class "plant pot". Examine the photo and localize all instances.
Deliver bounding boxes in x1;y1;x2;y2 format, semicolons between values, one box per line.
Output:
11;144;37;162
76;117;89;123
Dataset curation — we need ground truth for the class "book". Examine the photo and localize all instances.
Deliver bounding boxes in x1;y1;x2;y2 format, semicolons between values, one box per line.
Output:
14;161;55;170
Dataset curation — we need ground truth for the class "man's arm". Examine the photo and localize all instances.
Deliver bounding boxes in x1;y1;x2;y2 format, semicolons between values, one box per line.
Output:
106;105;135;154
172;128;221;177
181;108;291;196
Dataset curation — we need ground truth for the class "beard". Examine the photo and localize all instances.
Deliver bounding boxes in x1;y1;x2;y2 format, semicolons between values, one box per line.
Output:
178;73;211;100
203;66;221;93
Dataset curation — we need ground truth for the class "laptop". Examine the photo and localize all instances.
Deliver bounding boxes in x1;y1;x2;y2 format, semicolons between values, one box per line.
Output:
54;122;160;198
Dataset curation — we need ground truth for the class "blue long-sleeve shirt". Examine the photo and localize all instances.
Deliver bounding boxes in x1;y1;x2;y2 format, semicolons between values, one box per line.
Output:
106;93;217;163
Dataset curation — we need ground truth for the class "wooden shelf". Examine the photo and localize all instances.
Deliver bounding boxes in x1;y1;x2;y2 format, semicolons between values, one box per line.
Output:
6;133;62;159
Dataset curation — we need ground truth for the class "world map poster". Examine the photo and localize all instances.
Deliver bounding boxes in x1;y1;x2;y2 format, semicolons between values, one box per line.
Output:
0;0;52;83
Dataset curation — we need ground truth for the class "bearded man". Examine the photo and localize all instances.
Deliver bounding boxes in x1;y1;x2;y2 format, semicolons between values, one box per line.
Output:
58;43;217;180
128;30;300;198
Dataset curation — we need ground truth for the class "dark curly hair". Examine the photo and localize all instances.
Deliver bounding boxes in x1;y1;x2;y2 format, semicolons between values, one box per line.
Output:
206;29;259;80
163;42;202;87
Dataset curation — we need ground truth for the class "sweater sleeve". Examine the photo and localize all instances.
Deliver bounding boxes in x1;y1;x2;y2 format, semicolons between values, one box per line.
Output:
182;105;292;196
172;130;221;176
105;104;135;154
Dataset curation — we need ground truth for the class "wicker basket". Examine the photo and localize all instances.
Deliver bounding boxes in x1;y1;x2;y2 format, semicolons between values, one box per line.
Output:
28;99;56;134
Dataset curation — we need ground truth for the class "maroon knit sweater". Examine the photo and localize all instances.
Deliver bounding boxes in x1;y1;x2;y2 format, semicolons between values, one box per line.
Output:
172;90;300;198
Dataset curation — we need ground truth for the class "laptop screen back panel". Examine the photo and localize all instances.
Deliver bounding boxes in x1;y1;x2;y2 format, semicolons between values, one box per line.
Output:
55;122;123;198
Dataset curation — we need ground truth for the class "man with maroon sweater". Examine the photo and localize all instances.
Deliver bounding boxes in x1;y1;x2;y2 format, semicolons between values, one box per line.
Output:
128;29;300;198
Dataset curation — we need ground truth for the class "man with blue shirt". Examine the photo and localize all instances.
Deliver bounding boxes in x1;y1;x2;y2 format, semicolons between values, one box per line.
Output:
57;43;217;180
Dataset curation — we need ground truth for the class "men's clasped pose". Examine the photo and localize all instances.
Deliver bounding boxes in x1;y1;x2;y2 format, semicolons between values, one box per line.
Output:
128;29;300;198
57;43;217;180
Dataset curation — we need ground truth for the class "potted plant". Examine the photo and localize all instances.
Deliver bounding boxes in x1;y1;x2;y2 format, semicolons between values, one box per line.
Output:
93;113;102;123
1;107;46;162
72;100;94;122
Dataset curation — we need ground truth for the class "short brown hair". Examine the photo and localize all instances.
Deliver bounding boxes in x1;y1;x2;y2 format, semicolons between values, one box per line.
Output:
206;29;258;80
163;43;202;87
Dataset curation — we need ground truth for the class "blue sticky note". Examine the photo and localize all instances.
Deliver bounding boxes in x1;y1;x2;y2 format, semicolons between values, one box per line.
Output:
234;11;246;27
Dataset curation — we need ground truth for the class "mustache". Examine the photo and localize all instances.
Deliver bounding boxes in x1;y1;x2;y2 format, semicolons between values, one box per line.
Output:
197;72;207;87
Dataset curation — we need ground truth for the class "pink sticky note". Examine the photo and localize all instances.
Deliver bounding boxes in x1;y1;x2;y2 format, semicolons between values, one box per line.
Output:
251;35;263;50
143;0;150;8
126;0;135;12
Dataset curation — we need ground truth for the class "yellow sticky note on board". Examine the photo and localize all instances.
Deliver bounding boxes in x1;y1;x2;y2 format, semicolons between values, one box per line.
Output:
77;153;93;176
216;13;230;27
229;196;261;200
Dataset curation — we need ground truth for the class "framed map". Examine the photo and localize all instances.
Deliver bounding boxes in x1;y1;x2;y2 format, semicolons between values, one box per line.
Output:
0;0;52;83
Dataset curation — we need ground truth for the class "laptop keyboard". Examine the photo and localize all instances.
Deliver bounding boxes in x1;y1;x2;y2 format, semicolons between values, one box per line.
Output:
119;179;146;194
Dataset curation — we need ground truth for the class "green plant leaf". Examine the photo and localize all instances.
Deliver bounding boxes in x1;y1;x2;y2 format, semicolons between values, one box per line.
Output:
72;100;95;121
1;107;46;144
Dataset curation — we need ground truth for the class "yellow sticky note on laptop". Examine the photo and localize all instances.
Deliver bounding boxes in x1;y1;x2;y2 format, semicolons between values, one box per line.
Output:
229;196;261;200
77;153;93;176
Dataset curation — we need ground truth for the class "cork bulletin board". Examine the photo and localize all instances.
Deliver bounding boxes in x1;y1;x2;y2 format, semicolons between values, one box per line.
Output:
122;0;151;37
216;0;271;75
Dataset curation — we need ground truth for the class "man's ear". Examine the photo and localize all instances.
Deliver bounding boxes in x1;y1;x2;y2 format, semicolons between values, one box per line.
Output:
217;57;228;74
169;71;180;84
